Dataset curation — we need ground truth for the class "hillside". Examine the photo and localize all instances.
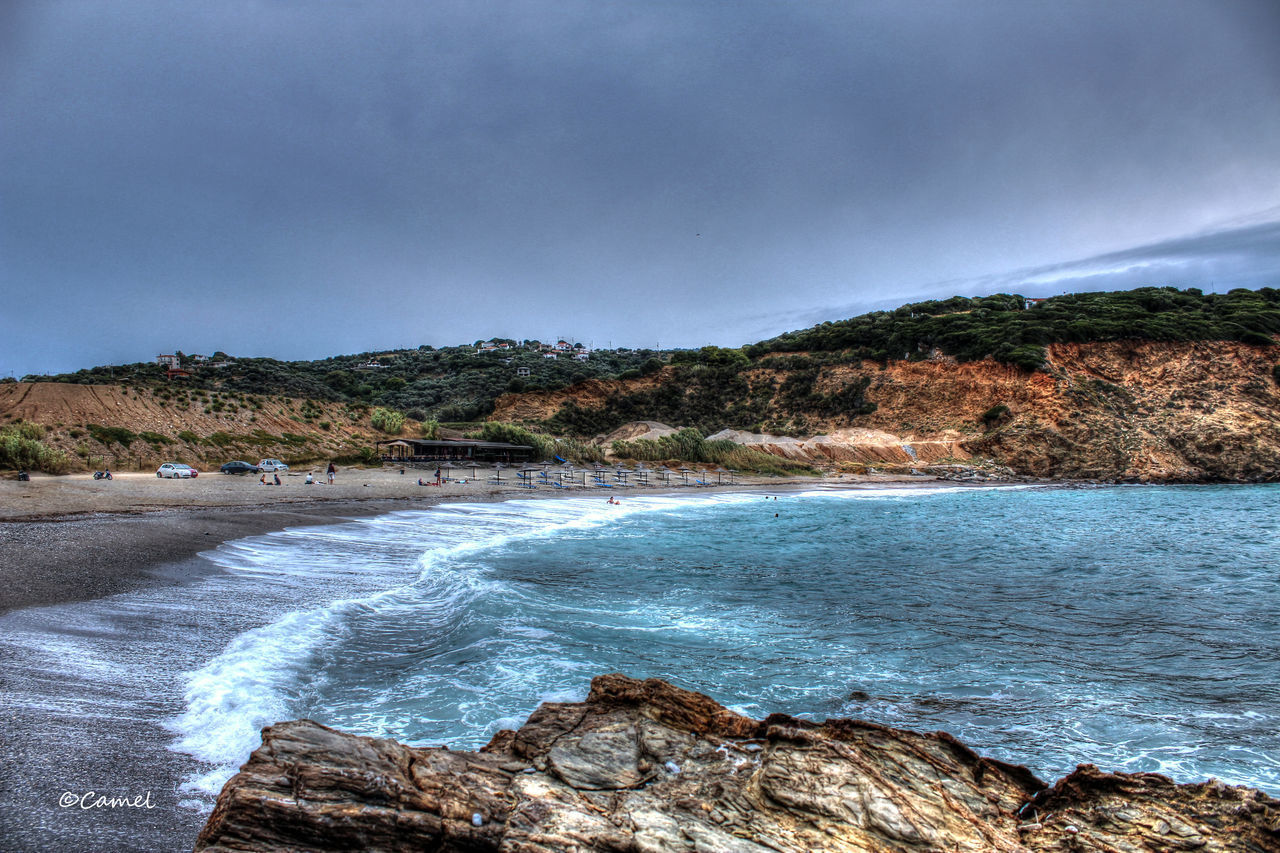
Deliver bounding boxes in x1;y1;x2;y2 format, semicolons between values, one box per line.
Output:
21;341;665;424
10;287;1280;480
0;383;388;471
492;339;1280;482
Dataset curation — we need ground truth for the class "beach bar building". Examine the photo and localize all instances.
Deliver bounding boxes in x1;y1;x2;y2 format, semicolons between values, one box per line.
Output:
376;438;535;465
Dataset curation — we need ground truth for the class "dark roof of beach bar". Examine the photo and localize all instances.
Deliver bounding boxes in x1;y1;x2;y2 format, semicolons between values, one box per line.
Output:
376;438;535;462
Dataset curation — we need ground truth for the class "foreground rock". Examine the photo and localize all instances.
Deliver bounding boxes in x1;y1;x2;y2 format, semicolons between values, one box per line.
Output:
195;674;1280;852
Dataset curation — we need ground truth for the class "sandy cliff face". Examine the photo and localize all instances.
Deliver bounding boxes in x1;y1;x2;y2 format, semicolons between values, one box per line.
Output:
491;341;1280;481
0;382;381;469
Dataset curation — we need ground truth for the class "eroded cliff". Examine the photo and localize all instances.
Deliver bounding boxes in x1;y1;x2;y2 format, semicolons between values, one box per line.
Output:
490;341;1280;481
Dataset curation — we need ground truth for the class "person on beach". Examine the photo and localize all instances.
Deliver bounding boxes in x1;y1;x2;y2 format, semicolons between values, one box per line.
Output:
305;472;314;485
273;472;281;486
327;462;336;484
434;467;441;485
259;474;267;485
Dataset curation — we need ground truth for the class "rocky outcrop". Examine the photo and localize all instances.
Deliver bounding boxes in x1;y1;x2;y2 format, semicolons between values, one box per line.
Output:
490;340;1280;482
706;427;967;466
195;675;1280;852
601;421;682;444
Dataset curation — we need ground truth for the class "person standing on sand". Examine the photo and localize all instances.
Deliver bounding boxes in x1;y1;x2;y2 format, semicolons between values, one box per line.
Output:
327;462;336;485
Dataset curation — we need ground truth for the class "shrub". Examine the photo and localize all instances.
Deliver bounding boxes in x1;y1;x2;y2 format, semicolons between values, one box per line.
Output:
0;422;71;473
470;422;555;460
420;418;440;440
86;423;137;447
370;407;406;435
980;404;1010;426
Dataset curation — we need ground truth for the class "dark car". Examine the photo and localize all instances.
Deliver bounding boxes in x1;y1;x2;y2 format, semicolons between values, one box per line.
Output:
220;460;260;475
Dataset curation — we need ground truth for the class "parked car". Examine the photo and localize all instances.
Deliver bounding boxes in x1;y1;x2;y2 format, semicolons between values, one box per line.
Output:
220;460;260;475
257;459;289;472
157;463;198;479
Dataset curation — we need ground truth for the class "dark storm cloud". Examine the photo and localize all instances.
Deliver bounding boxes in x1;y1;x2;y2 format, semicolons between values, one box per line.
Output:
767;213;1280;339
2;1;1279;375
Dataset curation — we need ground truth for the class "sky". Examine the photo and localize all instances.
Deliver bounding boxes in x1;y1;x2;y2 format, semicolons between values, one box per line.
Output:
2;0;1278;377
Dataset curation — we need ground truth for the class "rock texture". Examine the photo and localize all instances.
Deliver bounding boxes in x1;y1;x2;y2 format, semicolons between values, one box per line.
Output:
491;340;1280;482
705;427;967;467
195;675;1280;852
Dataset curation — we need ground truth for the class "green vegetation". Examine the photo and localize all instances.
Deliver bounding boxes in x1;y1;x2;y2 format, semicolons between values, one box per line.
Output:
18;288;1280;454
980;404;1010;426
546;348;875;438
370;407;406;434
1;421;70;473
611;428;817;476
25;341;666;424
467;422;606;463
750;287;1280;369
86;423;137;447
138;431;172;449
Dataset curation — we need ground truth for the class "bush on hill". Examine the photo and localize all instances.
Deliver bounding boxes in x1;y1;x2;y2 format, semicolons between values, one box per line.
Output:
370;407;406;435
748;287;1280;368
1;421;71;473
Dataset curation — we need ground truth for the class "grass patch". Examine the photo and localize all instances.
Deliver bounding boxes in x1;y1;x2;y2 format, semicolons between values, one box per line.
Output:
612;428;817;476
86;423;137;447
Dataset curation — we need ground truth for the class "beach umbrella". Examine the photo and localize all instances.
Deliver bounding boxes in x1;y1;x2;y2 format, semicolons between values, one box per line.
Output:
655;465;671;484
633;463;650;486
678;466;692;485
492;462;506;482
466;461;482;481
727;468;739;484
714;466;729;485
517;465;540;488
439;461;458;482
614;464;631;486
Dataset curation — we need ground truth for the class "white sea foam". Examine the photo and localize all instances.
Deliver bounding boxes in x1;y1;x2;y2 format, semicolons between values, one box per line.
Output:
166;491;784;797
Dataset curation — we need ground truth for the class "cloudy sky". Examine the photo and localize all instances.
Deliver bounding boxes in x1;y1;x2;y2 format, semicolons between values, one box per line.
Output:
2;1;1278;377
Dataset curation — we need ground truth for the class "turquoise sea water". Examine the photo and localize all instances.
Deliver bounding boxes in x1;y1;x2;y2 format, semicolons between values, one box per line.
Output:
4;483;1278;813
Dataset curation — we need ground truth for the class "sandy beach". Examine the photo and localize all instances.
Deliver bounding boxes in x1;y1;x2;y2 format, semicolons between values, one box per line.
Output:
0;465;911;614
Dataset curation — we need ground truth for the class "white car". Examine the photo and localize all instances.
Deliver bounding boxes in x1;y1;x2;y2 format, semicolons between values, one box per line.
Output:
257;459;289;472
157;463;198;479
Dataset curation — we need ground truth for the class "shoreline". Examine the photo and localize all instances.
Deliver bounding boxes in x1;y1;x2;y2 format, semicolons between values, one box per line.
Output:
0;470;940;614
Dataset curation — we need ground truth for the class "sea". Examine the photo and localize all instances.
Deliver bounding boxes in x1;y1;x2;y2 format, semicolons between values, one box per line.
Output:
1;483;1278;847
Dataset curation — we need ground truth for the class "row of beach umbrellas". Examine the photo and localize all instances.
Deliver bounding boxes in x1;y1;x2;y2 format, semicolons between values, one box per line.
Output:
471;461;739;488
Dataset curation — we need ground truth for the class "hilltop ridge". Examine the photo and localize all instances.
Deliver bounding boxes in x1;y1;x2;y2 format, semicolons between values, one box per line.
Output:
6;287;1280;481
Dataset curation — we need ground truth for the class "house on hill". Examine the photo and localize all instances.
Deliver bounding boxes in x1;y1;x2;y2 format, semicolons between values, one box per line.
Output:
1023;297;1049;310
